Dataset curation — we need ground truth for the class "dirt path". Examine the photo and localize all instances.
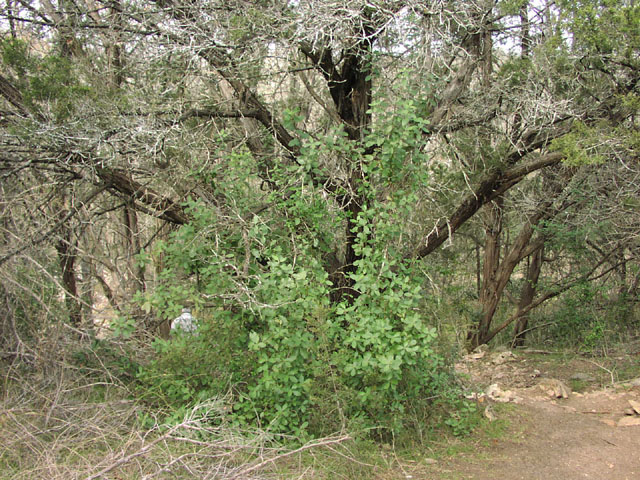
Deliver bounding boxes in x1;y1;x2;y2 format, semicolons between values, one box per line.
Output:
432;389;640;479
405;351;640;480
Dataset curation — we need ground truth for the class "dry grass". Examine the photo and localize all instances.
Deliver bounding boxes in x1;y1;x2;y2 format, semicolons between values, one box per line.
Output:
0;330;355;480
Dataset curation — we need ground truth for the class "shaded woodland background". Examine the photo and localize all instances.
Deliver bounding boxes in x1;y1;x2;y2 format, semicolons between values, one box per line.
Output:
1;0;639;465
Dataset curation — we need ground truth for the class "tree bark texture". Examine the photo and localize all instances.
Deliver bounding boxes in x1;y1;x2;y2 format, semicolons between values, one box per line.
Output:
513;245;544;346
55;213;82;326
471;196;504;346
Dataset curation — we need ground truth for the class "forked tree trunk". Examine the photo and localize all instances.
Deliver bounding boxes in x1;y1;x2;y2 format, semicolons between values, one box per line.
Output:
469;166;574;348
469;197;503;346
513;245;544;346
468;202;550;349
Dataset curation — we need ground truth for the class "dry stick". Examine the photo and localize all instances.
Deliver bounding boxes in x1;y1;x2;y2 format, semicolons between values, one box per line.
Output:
229;435;351;479
0;186;106;267
141;450;222;480
298;68;342;124
583;359;616;385
142;438;252;480
519;349;558;355
509;322;557;348
2;284;32;362
323;443;375;468
84;424;182;480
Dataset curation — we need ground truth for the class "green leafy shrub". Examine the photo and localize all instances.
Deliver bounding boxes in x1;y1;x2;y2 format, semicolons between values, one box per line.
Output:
134;100;462;439
135;314;248;411
234;251;332;436
444;400;479;437
544;281;639;353
135;199;455;437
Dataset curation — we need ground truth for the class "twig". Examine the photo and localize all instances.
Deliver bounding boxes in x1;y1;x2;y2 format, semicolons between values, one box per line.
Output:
509;322;557;348
583;359;615;385
229;435;351;479
84;424;181;480
0;186;107;267
519;349;558;355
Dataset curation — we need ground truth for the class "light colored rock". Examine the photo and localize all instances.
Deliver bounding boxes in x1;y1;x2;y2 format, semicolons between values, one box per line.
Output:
464;391;485;401
628;399;640;415
454;362;468;373
486;383;500;396
600;418;617;427
486;383;520;403
538;378;571;399
466;351;486;361
491;351;516;365
620;377;640;387
617;416;640;427
171;308;199;335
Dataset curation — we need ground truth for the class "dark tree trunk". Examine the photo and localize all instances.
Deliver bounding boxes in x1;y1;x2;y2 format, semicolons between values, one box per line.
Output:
56;218;82;326
615;246;627;297
513;245;544;346
123;202;146;296
468;206;549;349
469;197;503;347
306;26;373;304
468;165;574;349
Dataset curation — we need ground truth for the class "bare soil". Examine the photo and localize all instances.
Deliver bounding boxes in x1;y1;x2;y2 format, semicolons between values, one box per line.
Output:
403;350;640;480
